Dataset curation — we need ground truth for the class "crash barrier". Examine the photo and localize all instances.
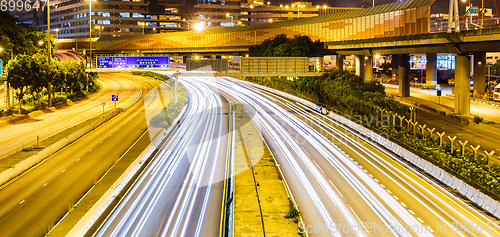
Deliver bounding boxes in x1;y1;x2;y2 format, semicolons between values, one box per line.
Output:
0;109;123;187
245;81;500;219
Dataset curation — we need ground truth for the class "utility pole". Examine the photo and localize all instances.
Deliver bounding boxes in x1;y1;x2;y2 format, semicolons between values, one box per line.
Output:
448;0;460;32
47;0;52;107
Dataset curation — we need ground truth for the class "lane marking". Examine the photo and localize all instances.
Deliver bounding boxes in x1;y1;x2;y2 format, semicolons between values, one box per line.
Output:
417;218;424;223
329;180;344;198
43;183;47;187
62;169;65;173
393;195;399;200
409;210;415;215
69;116;80;122
8;139;27;147
89;149;92;152
386;189;392;194
19;200;25;205
313;160;325;174
77;158;80;161
400;202;407;208
374;179;379;183
380;184;385;188
350;207;369;233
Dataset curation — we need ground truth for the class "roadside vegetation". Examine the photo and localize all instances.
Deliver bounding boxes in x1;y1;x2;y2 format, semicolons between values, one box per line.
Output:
131;72;188;128
1;11;98;114
249;34;322;57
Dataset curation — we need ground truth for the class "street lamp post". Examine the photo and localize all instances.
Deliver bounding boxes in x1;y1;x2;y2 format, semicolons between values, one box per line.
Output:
89;0;96;68
226;13;234;26
95;26;101;37
47;0;53;106
55;28;59;41
139;22;145;35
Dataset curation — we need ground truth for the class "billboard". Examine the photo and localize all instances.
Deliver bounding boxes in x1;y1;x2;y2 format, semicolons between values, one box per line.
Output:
97;56;169;69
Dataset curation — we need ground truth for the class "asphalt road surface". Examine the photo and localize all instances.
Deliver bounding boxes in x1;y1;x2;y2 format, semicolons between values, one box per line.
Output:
0;73;149;158
0;73;160;237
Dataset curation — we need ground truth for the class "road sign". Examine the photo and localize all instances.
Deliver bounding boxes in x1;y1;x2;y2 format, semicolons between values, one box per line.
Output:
112;95;118;101
409;106;414;111
437;90;442;96
0;59;2;76
102;102;106;106
466;6;479;15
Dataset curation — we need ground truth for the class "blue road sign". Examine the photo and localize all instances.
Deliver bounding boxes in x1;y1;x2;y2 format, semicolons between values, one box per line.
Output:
0;59;2;76
112;95;118;101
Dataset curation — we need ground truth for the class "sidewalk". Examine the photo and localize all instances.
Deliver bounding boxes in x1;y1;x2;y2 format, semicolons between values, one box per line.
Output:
383;84;500;160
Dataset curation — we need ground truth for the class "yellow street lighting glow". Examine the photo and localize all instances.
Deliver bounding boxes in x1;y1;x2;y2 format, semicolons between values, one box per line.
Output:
375;54;381;59
195;55;199;60
238;21;242;25
267;1;270;4
285;5;288;8
226;13;230;16
269;19;273;22
0;48;3;51
38;41;44;45
193;22;204;31
323;5;327;8
245;54;249;57
153;27;156;30
280;4;282;7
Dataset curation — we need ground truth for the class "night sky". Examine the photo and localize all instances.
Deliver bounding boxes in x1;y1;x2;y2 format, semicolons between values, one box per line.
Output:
272;0;500;15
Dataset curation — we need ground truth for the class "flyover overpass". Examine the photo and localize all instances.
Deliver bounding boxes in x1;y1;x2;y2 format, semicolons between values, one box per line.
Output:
57;0;500;116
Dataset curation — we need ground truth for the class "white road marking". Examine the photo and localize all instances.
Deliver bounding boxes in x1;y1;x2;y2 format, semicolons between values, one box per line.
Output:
417;218;424;223
427;226;434;233
69;116;80;122
329;180;343;198
386;189;392;194
441;127;446;129
19;200;25;205
303;149;311;157
409;210;415;215
393;196;399;200
43;183;48;187
350;207;368;233
380;184;385;188
89;149;92;152
374;179;379;183
313;160;325;174
475;140;480;143
8;139;27;147
400;202;406;207
77;158;80;161
62;169;65;173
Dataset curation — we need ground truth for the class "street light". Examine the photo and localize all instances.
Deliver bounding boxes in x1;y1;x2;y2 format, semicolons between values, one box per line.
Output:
226;13;234;26
193;22;204;31
55;28;59;41
139;22;145;35
0;48;13;62
38;40;44;45
95;26;101;37
89;0;96;68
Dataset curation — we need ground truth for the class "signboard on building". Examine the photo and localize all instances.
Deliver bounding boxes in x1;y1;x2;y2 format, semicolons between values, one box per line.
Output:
96;56;169;69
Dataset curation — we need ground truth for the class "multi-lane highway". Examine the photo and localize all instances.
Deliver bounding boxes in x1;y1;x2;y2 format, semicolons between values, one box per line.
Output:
0;73;162;237
96;75;500;237
95;79;228;237
0;73;148;158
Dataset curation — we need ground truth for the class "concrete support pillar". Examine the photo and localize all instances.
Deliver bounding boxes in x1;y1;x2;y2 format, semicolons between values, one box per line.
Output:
315;56;324;72
355;55;365;78
399;54;411;97
365;56;373;81
473;52;486;98
426;53;437;84
336;55;344;70
392;54;400;76
455;54;471;116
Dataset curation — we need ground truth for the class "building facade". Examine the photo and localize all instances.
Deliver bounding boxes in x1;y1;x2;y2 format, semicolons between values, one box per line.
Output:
14;0;185;40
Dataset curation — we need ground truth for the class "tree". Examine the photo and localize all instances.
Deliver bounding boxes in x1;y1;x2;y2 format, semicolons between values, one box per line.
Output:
249;34;321;57
5;55;39;113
